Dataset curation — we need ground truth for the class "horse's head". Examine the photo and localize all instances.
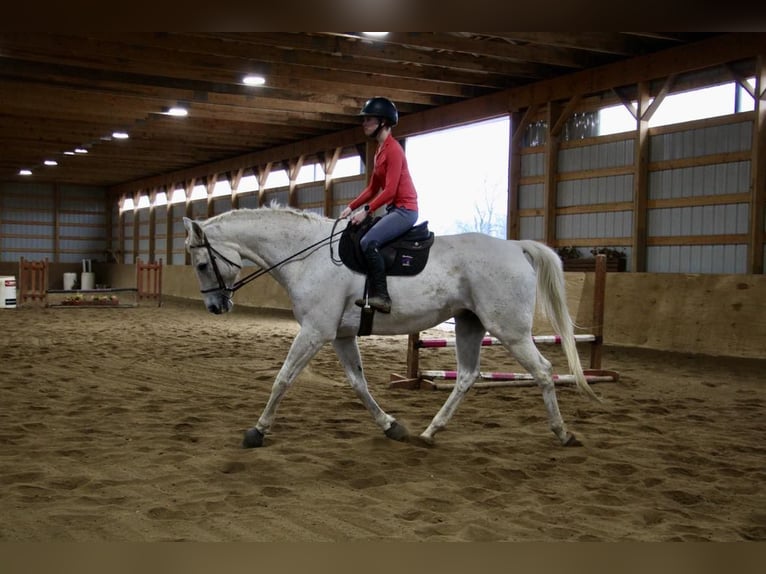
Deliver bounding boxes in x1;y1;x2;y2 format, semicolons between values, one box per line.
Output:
183;217;242;314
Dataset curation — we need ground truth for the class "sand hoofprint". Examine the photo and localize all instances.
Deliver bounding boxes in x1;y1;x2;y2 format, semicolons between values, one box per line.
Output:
1;300;764;541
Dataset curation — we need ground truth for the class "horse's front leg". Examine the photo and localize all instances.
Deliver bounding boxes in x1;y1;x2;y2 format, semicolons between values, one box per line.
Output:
332;336;409;442
243;327;326;448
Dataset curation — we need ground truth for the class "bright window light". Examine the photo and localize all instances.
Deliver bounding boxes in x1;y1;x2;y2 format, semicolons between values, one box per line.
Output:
74;148;88;154
243;74;266;86
64;151;75;156
112;131;129;139
154;192;168;206
263;169;289;189
599;79;756;135
296;162;323;184
122;197;135;211
362;32;388;38
329;156;363;179
18;169;32;176
170;188;186;204
237;174;259;192
166;106;188;117
136;195;151;209
44;160;58;166
212;179;232;197
190;184;207;201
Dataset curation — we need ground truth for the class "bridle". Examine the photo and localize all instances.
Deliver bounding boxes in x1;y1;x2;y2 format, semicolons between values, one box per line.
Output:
188;222;346;296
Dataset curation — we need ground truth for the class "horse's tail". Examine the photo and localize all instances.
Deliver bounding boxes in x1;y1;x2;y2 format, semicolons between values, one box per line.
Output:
519;240;601;402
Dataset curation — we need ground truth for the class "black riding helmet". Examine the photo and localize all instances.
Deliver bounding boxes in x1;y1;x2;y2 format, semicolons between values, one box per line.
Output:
358;97;398;127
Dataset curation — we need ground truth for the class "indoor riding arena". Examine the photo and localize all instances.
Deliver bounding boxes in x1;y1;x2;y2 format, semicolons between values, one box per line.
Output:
1;33;765;544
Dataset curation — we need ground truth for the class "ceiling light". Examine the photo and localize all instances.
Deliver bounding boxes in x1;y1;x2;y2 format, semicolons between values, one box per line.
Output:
74;148;88;154
64;151;75;156
44;160;58;166
242;74;266;86
18;169;32;176
166;106;188;117
112;131;129;139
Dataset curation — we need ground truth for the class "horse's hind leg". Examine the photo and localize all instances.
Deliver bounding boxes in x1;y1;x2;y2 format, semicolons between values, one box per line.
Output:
420;311;485;444
502;337;579;446
333;336;408;441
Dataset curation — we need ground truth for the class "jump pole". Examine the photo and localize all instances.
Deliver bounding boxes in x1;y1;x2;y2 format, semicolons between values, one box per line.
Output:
389;253;618;390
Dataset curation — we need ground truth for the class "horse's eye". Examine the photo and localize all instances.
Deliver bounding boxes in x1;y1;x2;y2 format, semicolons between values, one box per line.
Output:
196;263;208;272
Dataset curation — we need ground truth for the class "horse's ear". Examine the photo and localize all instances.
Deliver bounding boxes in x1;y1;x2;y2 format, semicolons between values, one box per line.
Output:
183;217;204;240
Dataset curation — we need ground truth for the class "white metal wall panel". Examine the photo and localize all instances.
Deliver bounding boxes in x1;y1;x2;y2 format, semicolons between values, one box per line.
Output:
519;183;543;209
295;182;324;209
558;139;634;173
650;121;752;161
556;211;633;239
647;244;747;273
519;216;543;240
520;152;544;177
557;174;633;207
262;187;289;207
170;213;186;265
649;161;750;199
333;177;366;202
123;211;134;264
212;196;232;214
648;204;750;236
237;192;260;209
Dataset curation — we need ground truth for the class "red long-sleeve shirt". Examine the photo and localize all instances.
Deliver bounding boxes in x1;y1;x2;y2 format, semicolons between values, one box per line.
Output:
349;134;418;213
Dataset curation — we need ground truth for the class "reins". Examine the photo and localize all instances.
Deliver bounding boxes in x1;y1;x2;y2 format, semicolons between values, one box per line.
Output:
190;219;348;294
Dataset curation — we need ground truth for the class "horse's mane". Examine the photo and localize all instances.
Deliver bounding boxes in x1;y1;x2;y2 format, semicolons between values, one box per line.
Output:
204;203;331;228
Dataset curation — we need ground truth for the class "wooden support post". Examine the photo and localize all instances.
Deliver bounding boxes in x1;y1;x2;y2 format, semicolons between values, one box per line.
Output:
590;254;606;369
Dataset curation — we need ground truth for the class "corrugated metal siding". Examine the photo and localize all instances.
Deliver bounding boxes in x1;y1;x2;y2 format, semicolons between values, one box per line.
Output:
519;216;544;240
295;182;325;208
556;211;633;239
520;152;544;177
557;174;633;206
212;196;232;214
649;161;750;199
333;177;365;202
262;187;289;207
647;244;747;273
123;211;134;264
558;139;634;172
237;192;261;209
649;121;752;161
648;204;749;236
647;120;752;273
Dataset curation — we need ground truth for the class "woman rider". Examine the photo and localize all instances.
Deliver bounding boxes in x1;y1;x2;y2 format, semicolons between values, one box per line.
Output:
340;97;419;313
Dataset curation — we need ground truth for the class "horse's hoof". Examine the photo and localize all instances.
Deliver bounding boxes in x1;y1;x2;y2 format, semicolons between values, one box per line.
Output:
384;421;409;442
242;428;265;448
410;434;435;449
563;433;583;447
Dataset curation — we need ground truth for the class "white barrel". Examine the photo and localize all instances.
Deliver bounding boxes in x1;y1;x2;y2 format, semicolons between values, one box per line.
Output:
63;272;78;290
81;272;95;290
1;276;17;308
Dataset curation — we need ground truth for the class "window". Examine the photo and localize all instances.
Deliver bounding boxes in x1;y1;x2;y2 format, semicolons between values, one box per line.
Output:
599;79;756;136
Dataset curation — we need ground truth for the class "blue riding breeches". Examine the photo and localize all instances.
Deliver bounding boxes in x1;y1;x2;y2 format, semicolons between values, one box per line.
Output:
360;206;419;251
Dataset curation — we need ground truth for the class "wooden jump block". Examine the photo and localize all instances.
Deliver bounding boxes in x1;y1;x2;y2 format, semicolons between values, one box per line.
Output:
136;258;163;306
18;257;49;307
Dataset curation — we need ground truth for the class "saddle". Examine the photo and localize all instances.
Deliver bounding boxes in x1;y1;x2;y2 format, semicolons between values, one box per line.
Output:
338;216;435;276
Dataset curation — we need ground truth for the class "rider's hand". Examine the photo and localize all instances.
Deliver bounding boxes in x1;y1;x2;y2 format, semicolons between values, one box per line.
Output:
351;210;368;225
340;206;352;219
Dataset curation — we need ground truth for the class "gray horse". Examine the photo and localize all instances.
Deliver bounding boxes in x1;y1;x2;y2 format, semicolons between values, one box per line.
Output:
184;206;599;449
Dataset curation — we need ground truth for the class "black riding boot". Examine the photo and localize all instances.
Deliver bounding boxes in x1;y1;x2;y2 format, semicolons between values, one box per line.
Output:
355;241;391;313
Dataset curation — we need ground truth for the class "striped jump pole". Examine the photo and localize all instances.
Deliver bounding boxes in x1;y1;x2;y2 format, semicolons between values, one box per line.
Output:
389;254;618;390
